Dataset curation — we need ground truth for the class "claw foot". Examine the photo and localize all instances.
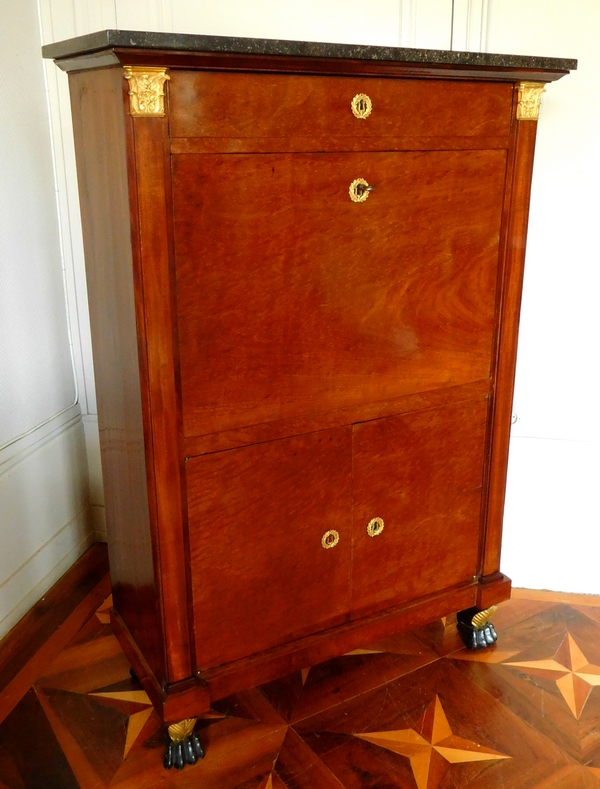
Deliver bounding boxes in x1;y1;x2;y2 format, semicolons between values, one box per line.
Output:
457;605;498;650
164;718;204;770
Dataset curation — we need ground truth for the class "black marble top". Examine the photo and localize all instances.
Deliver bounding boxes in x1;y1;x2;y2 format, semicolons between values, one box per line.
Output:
42;29;576;72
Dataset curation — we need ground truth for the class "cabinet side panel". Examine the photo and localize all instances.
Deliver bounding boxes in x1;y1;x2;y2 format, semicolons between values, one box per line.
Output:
483;110;538;578
68;67;165;684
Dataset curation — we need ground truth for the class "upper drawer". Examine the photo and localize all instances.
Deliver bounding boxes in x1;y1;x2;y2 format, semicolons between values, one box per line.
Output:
169;72;513;139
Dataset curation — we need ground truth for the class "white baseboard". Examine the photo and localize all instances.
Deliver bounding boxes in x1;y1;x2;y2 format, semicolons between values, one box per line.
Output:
0;414;96;640
0;509;96;639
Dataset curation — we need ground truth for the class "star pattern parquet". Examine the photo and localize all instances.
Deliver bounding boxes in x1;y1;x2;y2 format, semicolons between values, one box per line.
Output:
2;589;600;788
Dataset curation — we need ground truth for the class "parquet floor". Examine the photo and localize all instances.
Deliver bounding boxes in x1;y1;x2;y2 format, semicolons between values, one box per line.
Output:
2;578;600;788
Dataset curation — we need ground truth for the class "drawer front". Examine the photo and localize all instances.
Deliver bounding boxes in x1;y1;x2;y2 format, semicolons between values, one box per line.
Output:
174;149;506;438
187;428;352;670
169;72;513;140
351;397;488;618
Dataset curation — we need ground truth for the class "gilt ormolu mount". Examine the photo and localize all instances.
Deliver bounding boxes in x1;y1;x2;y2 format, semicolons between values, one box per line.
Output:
43;30;575;769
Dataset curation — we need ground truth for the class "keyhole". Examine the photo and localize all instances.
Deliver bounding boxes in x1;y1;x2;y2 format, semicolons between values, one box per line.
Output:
367;517;384;537
351;94;372;119
321;529;340;549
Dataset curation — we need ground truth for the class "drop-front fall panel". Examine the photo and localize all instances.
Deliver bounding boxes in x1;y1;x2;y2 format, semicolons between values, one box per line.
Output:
174;149;506;437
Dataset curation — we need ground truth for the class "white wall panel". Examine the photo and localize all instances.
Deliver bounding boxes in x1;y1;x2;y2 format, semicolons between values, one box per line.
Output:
40;0;117;41
0;0;94;639
75;0;118;33
503;437;600;594
399;0;453;49
414;0;452;50
37;0;109;543
38;0;114;418
398;0;416;47
0;416;93;638
45;65;97;416
452;0;488;52
486;0;597;591
487;1;598;443
171;0;400;46
0;0;76;448
117;0;173;32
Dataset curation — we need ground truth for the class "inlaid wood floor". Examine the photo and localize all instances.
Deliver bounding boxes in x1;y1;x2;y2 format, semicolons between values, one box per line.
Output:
2;565;600;788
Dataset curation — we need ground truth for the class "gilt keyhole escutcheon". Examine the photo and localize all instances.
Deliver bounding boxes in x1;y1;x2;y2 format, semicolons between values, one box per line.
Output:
349;178;374;203
367;517;384;537
351;93;373;119
321;530;340;549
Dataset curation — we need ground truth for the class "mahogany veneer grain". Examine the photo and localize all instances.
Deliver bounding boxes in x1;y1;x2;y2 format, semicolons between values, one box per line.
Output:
169;72;513;139
174;148;505;437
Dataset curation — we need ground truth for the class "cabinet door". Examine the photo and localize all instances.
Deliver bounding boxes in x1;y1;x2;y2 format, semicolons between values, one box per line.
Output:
187;428;352;669
351;398;488;619
173;150;506;438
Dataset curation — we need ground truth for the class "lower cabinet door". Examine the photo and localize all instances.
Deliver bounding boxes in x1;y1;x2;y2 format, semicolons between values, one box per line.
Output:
187;428;352;670
351;397;489;619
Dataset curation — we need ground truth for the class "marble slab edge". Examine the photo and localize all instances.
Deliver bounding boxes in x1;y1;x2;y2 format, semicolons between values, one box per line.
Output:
42;29;577;72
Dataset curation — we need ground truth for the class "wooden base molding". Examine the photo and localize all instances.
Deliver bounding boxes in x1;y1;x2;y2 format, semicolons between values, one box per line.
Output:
113;575;511;722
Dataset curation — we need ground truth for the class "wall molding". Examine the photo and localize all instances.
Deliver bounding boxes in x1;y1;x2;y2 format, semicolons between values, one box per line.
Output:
0;414;94;639
42;59;96;415
398;0;417;47
452;0;489;52
39;0;100;417
0;404;81;474
157;0;174;32
0;510;95;639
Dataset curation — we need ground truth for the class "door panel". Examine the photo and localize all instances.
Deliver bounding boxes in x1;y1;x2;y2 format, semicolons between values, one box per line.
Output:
351;397;488;618
174;150;506;437
187;428;352;669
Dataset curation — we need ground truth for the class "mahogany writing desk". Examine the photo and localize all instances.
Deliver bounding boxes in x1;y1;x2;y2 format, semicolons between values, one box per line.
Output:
43;30;574;769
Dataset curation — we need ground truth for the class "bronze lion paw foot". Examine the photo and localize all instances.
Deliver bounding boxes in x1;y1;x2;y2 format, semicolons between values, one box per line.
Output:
163;718;204;770
457;606;498;650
